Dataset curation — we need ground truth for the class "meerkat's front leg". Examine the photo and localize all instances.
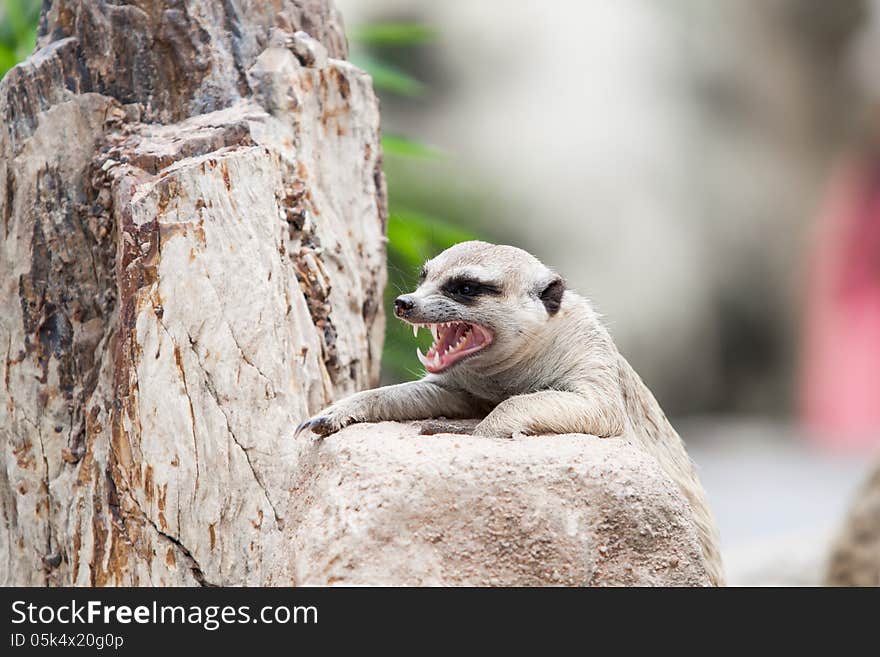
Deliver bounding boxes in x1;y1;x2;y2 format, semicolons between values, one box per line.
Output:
473;390;626;439
295;379;482;438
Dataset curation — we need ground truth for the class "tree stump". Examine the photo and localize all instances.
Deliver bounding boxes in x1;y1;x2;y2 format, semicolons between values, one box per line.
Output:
0;0;386;586
1;1;715;587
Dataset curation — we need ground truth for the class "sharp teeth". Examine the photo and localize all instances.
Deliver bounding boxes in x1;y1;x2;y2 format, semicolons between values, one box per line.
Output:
416;348;429;367
430;324;438;340
412;324;419;338
433;352;442;368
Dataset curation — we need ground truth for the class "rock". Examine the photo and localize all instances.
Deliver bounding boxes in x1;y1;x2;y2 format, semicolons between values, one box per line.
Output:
826;459;880;586
0;0;385;586
288;422;712;586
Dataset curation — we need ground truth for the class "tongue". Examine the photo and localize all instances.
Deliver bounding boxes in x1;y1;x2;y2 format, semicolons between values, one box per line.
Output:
442;323;469;354
415;322;493;373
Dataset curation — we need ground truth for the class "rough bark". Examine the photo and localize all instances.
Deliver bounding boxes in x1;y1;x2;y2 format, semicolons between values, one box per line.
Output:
0;1;385;586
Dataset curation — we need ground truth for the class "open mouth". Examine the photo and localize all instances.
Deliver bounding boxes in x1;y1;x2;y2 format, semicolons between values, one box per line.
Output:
411;321;494;374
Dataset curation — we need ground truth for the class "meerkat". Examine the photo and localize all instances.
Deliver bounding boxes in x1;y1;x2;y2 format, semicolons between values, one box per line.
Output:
296;241;725;586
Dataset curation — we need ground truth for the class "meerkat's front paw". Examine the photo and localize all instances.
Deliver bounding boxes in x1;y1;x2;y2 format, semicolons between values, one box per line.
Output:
472;420;528;440
294;408;353;438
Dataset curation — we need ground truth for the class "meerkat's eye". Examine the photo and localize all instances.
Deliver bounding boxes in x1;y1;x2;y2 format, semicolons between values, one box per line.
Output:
442;277;501;302
447;280;479;297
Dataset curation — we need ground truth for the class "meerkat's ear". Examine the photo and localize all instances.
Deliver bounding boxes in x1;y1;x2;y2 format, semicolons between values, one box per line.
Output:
539;276;565;316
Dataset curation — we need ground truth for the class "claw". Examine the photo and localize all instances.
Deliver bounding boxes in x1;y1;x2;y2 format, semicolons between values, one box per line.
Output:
294;419;313;439
294;412;347;439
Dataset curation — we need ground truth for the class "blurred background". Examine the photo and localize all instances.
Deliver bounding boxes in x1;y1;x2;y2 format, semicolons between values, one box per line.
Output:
4;0;879;583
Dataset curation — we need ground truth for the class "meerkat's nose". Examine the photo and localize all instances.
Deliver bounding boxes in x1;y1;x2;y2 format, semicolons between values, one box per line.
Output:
394;295;416;317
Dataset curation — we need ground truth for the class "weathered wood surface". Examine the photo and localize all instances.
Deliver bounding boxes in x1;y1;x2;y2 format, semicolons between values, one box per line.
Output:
0;0;385;586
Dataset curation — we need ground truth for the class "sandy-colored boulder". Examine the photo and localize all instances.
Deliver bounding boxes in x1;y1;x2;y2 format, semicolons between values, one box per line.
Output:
288;422;712;586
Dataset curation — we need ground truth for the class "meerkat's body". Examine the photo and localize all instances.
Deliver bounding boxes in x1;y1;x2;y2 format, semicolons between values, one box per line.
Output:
298;241;725;586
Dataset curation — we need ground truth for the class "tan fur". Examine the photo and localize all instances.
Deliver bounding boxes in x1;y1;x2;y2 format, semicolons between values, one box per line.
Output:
826;460;880;586
298;241;725;585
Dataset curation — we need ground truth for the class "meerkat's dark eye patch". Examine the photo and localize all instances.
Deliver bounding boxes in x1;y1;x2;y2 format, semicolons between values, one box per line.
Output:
441;276;501;303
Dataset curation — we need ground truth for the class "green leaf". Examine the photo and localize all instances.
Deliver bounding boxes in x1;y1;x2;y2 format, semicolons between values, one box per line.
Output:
390;209;476;243
0;43;17;78
386;209;477;268
351;23;436;46
0;0;39;75
3;0;29;35
382;134;443;160
349;21;483;382
350;53;425;97
14;24;36;61
382;209;480;381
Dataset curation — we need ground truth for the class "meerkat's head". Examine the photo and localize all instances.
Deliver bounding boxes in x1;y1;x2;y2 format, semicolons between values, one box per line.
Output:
393;241;565;374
